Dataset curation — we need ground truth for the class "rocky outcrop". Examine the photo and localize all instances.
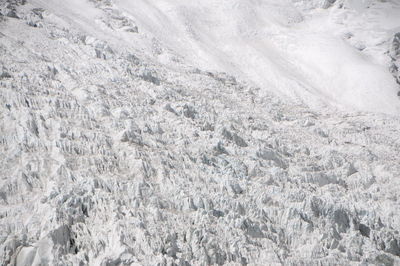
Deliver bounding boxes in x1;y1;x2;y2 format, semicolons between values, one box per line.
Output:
390;32;400;95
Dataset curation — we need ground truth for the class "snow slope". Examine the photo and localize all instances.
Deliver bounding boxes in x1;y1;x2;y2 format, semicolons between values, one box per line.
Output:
1;0;400;265
27;0;400;113
110;0;400;114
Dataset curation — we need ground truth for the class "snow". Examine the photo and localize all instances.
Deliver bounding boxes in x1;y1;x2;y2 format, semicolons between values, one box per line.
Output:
26;0;400;113
112;0;400;114
1;0;400;265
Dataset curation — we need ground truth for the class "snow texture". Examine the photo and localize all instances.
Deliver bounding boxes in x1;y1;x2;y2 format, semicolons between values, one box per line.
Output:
1;0;400;265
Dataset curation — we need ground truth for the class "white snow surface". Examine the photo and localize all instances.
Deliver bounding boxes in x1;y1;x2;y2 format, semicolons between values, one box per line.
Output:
30;0;400;113
113;0;400;114
1;0;400;265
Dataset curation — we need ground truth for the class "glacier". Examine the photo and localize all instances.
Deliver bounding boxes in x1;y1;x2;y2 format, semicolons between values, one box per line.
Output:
1;0;400;265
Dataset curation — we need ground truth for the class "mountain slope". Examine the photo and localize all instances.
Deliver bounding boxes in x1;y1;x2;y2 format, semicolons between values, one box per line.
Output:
29;0;400;113
111;0;400;113
1;0;400;265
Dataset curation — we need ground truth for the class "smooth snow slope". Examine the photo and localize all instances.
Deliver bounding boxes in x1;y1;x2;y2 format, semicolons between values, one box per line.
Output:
28;0;400;113
111;0;400;114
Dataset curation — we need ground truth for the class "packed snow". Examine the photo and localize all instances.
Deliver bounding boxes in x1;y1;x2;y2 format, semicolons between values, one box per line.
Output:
1;0;400;265
111;0;400;113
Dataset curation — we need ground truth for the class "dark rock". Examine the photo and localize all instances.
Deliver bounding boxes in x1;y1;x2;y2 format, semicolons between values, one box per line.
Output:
0;72;12;79
390;33;400;60
374;254;394;266
222;128;247;147
95;49;106;59
126;54;140;65
6;10;19;19
32;8;45;19
101;258;122;266
359;223;370;238
211;209;224;218
28;119;39;136
386;238;400;256
121;130;143;146
332;209;350;233
232;134;248;147
222;128;233;140
164;103;178;115
322;0;336;9
214;141;229;155
183;104;196;119
140;70;160;85
240;219;264;238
